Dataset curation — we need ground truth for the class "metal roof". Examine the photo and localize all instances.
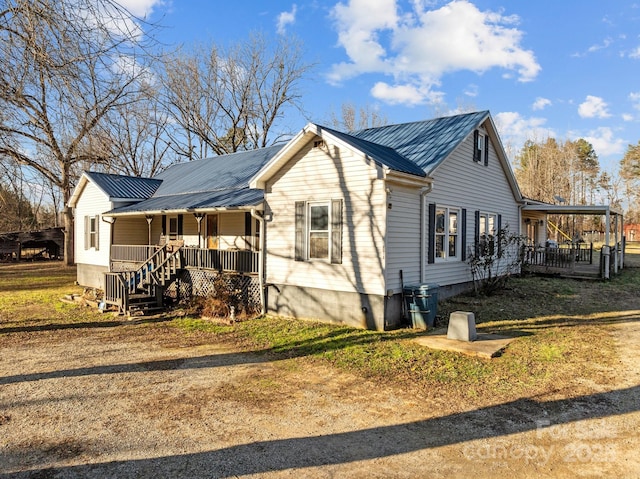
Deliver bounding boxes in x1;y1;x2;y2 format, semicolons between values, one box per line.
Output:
108;146;282;215
317;125;426;177
109;187;264;215
152;145;284;196
351;111;489;175
85;171;162;200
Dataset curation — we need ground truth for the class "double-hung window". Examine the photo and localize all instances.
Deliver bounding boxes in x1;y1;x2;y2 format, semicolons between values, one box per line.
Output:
309;203;329;259
473;129;489;166
295;199;342;263
84;215;99;250
435;206;459;260
476;212;499;256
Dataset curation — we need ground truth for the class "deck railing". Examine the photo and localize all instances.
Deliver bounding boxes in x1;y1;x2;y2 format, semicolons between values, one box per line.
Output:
522;242;594;270
181;247;259;274
111;245;156;264
110;244;259;275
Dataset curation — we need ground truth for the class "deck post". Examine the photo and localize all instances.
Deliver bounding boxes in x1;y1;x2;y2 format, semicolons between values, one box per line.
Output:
602;245;610;280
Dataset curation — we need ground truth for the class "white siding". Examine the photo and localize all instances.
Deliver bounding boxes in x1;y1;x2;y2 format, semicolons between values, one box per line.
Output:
384;184;422;291
265;138;387;295
421;126;520;287
73;181;112;267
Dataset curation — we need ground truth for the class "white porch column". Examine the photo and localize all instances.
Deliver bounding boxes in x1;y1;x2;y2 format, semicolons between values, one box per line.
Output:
614;212;619;274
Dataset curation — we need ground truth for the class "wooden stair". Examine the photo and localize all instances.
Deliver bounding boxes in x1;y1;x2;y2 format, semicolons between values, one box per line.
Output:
104;242;183;316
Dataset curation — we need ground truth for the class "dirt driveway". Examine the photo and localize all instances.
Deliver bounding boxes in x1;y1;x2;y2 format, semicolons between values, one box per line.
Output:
1;314;639;478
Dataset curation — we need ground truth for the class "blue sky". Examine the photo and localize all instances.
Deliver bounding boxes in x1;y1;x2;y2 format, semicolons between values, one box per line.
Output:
125;0;640;174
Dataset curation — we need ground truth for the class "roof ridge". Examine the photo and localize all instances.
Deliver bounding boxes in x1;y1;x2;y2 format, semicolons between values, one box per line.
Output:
353;110;489;135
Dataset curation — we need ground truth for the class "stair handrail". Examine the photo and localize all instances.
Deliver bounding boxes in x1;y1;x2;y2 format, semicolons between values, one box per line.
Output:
124;244;168;294
148;244;183;286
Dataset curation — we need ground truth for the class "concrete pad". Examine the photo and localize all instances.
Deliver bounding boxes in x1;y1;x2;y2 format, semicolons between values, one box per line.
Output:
413;333;517;359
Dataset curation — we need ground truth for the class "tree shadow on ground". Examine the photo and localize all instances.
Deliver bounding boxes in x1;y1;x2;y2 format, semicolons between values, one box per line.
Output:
3;385;637;478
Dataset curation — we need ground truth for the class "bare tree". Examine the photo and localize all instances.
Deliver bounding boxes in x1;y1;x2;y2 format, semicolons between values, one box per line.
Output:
0;0;157;264
161;32;313;160
96;83;175;177
329;102;388;132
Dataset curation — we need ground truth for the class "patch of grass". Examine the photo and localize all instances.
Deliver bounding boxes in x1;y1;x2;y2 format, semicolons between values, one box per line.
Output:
2;256;637;406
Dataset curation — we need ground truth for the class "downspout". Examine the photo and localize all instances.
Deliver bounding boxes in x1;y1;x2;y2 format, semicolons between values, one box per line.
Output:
250;208;266;315
419;184;433;284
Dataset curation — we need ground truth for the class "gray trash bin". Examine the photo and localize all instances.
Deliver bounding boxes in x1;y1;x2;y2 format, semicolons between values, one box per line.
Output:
403;284;439;329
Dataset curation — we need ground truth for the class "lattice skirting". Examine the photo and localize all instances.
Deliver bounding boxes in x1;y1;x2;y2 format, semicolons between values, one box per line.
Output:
165;269;261;312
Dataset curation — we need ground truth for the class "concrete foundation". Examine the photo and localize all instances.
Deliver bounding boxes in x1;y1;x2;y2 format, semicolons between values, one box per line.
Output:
77;263;109;290
266;284;404;331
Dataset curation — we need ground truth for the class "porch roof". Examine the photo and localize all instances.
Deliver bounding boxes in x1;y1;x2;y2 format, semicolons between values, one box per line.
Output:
522;202;623;216
105;187;263;216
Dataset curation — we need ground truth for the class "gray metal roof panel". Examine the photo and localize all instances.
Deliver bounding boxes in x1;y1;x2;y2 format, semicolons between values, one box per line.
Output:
109;187;264;214
317;125;426;177
85;171;162;199
352;111;489;174
152;145;284;197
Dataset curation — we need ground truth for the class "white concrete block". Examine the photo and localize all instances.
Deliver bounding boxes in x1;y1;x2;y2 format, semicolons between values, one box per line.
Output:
447;311;477;342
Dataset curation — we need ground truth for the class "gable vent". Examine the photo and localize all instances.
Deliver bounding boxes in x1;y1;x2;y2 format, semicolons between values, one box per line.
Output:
313;139;326;149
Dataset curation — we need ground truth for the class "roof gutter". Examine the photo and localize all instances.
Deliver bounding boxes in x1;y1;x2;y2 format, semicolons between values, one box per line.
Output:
105;204;263;218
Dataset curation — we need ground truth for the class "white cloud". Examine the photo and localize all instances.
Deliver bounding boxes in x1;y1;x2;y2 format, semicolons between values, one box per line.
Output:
583;127;626;157
494;112;554;159
578;95;611;119
371;81;438;105
328;0;540;106
622;113;634;121
532;97;551;111
117;0;162;18
630;91;640;110
463;83;479;97
276;4;297;35
629;46;640;59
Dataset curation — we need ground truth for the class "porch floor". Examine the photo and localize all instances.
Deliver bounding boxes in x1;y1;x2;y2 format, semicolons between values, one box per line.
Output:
524;260;601;280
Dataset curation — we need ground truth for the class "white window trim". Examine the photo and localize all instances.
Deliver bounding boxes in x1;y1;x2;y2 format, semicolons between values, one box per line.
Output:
307;201;332;261
435;205;460;262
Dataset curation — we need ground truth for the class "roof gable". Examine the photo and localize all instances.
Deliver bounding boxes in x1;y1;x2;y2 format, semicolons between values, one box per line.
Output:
316;125;426;177
351;111;489;175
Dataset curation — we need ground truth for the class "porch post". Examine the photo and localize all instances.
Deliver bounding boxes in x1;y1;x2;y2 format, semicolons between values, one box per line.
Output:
194;213;204;248
604;209;611;247
613;212;619;274
145;215;153;245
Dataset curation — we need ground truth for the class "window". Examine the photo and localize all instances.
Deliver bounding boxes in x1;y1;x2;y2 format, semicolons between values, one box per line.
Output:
84;215;99;250
434;207;459;260
309;204;329;259
295;200;342;263
475;211;501;256
473;130;489;166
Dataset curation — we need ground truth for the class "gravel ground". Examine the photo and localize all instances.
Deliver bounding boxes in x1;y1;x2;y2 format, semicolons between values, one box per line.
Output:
0;315;639;478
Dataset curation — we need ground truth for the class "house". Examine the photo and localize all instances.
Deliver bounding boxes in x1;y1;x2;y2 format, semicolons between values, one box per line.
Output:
70;111;525;330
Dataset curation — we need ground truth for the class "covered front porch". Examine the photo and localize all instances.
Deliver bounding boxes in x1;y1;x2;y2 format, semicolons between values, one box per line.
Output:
104;207;264;315
521;202;624;279
108;208;262;275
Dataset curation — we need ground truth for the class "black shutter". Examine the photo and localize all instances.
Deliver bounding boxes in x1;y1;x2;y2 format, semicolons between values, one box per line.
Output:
497;214;503;255
161;215;167;236
484;133;489;166
474;210;480;256
331;199;343;264
473;130;480;162
461;209;467;261
428;203;436;264
177;214;183;237
295;201;305;261
245;212;252;236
